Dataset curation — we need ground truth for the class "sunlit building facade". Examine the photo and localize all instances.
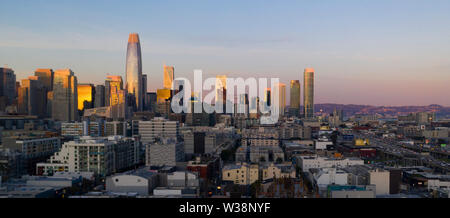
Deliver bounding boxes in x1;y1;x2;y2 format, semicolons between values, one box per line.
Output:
163;65;174;89
52;69;78;121
77;84;95;111
126;33;143;111
276;82;286;116
303;68;314;118
215;75;227;107
290;80;300;117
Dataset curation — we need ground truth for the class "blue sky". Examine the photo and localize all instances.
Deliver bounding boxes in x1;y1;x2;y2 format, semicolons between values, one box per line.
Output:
1;0;449;106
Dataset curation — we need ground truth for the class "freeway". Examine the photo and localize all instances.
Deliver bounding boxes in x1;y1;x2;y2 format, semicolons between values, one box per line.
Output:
351;131;450;173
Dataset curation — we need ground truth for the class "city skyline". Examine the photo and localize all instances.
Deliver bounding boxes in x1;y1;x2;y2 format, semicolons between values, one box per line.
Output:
0;1;449;203
1;0;450;106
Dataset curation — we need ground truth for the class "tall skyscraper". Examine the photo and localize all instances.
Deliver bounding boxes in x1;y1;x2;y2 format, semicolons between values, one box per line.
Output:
146;92;157;113
52;69;78;121
163;65;174;89
34;69;54;92
77;84;95;111
94;85;105;108
276;83;286;116
126;33;143;111
289;80;300;117
215;75;227;112
105;75;124;106
0;67;17;110
18;76;46;117
303;68;315;118
105;75;126;120
34;69;54;117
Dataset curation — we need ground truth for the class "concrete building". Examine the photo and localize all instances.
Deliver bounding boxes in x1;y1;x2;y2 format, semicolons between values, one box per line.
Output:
105;121;126;136
167;171;199;187
1;136;61;176
279;123;312;139
138;117;179;144
145;137;184;167
308;168;348;191
369;168;390;196
297;156;364;172
61;121;105;137
105;167;158;196
52;69;78;122
183;131;217;155
36;136;139;176
260;163;296;181
241;127;279;147
315;139;333;150
222;163;259;185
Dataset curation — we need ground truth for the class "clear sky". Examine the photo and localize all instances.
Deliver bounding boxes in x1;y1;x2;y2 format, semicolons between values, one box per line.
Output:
1;0;449;106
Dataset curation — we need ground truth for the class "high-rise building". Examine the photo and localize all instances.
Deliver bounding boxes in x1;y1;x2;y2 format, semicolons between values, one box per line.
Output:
52;69;78;121
105;75;123;106
276;83;286;116
303;68;315;118
17;76;46;117
34;69;54;92
77;84;95;111
94;85;105;108
146;92;157;113
215;75;227;111
0;67;17;110
142;74;147;110
125;33;143;111
163;65;175;89
138;117;180;144
289;80;300;117
104;75;126;120
34;69;54;118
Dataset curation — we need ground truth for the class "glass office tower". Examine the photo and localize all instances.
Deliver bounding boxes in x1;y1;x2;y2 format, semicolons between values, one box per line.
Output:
126;33;143;111
303;68;315;118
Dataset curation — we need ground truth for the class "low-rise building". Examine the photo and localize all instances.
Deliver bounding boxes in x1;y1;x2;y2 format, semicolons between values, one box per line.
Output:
297;156;364;172
105;167;159;196
222;163;259;185
260;162;296;181
145;137;184;167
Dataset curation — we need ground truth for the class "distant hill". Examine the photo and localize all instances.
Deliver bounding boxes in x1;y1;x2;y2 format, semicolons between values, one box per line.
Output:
311;104;450;118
